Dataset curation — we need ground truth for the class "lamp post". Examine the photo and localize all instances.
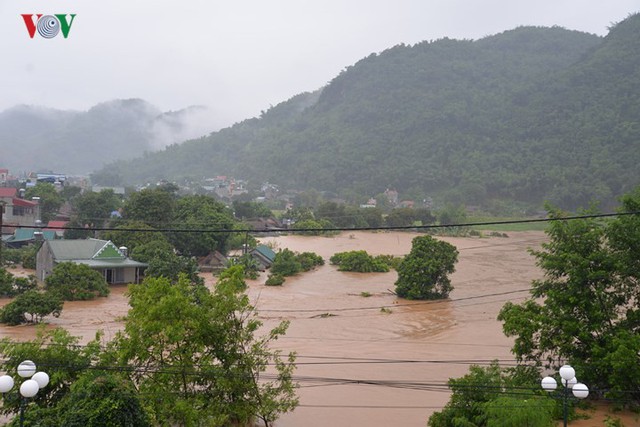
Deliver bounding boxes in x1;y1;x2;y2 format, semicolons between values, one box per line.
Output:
0;360;49;427
541;364;589;427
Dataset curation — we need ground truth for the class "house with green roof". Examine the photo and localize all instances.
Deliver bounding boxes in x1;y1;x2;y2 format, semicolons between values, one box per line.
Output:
3;228;56;248
250;244;277;270
36;239;147;284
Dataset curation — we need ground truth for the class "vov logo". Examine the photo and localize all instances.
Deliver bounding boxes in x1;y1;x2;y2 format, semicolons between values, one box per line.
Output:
21;14;76;39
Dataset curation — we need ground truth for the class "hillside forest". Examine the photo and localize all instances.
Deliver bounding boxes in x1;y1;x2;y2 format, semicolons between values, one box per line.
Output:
90;14;640;212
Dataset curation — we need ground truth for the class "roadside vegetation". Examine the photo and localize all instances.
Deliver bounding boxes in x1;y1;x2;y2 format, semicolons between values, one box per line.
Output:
429;188;640;426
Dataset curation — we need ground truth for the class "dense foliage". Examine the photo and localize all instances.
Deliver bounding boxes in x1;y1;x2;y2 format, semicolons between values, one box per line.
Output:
0;328;104;417
0;265;298;426
168;195;235;256
270;249;324;277
0;268;36;297
68;188;122;228
24;182;63;224
130;240;203;285
395;235;458;300
428;363;554;427
44;372;151;427
44;262;110;300
329;250;391;273
111;267;298;426
119;190;236;257
0;290;63;325
498;189;640;402
94;16;640;210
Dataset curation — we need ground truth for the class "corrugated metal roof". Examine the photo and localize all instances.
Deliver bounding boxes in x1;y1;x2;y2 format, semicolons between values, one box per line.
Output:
8;228;56;243
47;239;113;260
253;245;276;262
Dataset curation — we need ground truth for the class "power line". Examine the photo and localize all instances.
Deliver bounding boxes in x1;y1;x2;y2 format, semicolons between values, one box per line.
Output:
256;288;531;313
13;211;640;234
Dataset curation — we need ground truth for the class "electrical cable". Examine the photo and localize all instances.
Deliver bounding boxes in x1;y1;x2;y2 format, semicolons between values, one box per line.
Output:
13;210;640;234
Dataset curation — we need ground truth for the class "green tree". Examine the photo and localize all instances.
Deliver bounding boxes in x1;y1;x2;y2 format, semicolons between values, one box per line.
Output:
484;396;554;427
292;218;336;236
112;268;298;426
0;328;104;417
437;203;468;233
232;200;273;219
498;195;640;400
45;262;110;300
296;252;324;271
226;225;258;251
330;251;389;272
20;244;39;270
358;207;384;228
315;201;348;226
0;268;16;297
131;240;202;285
70;189;122;227
63;219;93;240
101;220;168;254
265;274;286;286
123;188;175;227
25;182;63;223
385;207;418;227
394;235;458;300
169;195;235;257
428;363;550;427
270;249;302;276
54;372;151;427
227;254;261;279
0;290;62;325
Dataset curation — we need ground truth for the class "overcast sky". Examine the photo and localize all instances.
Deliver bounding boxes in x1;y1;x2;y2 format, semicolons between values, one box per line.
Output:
1;1;637;130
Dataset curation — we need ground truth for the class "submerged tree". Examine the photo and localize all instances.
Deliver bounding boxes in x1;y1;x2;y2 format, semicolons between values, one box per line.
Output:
395;235;458;300
112;266;298;426
45;262;109;300
0;290;62;325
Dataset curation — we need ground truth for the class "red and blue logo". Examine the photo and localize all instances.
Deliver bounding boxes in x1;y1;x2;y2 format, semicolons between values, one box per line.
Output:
21;14;76;39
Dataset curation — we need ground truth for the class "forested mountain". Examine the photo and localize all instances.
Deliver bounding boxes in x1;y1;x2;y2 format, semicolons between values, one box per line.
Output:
95;14;639;210
0;100;213;175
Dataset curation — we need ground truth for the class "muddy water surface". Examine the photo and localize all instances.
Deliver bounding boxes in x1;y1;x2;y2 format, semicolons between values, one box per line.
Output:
2;231;552;426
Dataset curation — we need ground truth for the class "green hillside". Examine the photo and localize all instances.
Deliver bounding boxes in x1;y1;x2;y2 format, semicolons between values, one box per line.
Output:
93;14;640;211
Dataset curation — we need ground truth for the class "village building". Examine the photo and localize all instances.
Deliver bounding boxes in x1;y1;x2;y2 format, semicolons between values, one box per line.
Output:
36;239;147;284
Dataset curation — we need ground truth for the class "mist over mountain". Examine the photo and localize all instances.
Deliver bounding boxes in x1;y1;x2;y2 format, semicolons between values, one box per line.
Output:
0;99;217;175
13;13;640;211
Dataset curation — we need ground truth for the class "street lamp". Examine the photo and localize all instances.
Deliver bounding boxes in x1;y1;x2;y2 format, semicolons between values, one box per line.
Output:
541;364;589;427
0;360;49;427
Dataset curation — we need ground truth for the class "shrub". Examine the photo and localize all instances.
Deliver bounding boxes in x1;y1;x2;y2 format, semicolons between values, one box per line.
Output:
0;269;37;297
45;262;110;300
297;252;324;272
330;251;389;273
265;274;286;286
0;290;63;325
270;249;302;276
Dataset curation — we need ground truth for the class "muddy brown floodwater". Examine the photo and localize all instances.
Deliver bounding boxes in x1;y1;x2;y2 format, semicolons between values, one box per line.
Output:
2;231;637;426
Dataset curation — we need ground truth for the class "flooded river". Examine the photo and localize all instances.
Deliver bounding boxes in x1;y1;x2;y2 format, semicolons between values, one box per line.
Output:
2;231;549;426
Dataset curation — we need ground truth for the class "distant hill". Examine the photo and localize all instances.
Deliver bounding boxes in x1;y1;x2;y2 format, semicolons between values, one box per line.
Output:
94;14;640;209
0;99;215;175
